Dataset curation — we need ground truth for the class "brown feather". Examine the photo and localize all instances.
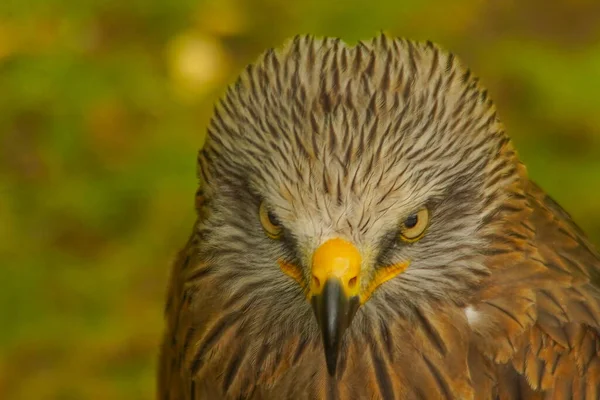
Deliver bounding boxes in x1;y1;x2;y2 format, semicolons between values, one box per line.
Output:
158;35;600;399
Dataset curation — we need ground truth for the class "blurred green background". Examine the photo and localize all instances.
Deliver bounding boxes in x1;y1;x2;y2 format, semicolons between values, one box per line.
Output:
1;0;600;398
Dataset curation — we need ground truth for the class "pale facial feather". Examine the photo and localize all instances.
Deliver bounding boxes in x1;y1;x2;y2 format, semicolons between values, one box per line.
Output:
196;34;517;328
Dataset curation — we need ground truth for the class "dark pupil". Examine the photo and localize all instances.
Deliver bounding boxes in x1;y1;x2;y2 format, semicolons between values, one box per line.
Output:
267;211;279;226
404;214;418;228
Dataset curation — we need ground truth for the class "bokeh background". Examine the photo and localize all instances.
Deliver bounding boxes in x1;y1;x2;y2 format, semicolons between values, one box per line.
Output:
1;0;600;398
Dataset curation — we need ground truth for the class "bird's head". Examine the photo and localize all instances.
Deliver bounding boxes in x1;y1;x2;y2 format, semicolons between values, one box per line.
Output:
193;35;521;376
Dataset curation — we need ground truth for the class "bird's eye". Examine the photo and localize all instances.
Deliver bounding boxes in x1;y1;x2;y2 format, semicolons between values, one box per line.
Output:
399;208;429;242
259;201;283;239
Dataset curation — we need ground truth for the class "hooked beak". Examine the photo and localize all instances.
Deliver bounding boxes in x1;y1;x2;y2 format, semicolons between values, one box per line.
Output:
311;279;360;375
309;238;361;376
279;237;410;376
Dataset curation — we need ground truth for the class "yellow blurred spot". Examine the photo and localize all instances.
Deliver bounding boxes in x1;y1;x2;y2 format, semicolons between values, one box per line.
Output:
167;33;229;100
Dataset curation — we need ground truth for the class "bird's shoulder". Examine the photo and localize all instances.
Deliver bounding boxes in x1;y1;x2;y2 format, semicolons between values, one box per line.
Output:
526;179;600;283
478;180;600;398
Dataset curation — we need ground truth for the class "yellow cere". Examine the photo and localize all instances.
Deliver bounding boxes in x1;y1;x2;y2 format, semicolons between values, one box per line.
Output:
310;238;362;297
279;238;410;303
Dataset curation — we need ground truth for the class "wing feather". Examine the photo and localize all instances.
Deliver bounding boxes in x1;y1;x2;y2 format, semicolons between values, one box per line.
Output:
489;181;600;399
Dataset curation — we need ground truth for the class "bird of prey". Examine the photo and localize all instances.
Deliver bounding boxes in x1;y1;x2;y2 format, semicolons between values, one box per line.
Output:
158;35;600;399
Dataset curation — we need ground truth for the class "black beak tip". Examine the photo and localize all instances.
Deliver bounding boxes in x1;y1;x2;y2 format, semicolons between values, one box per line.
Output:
311;280;360;378
325;353;337;376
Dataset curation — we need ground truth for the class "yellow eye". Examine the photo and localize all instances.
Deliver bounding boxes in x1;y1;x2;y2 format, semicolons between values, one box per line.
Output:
399;208;429;242
259;201;283;239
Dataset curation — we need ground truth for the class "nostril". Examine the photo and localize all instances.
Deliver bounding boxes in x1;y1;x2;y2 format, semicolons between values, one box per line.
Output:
312;275;321;289
348;276;357;289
